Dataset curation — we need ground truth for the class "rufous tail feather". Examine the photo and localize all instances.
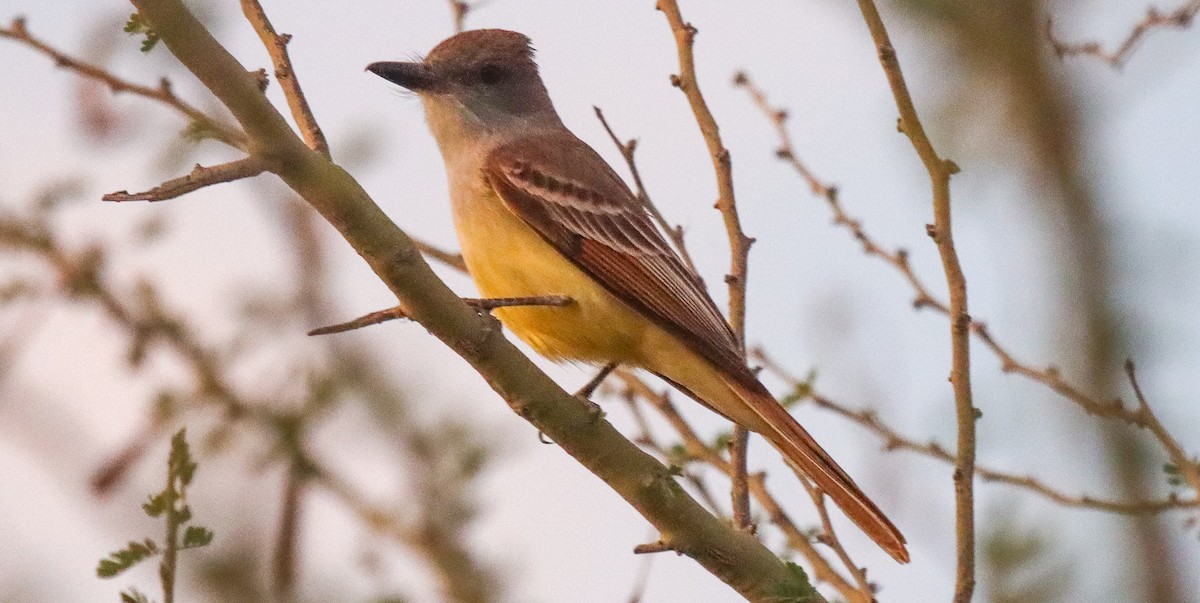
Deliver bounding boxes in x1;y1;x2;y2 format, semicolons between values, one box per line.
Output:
726;378;910;563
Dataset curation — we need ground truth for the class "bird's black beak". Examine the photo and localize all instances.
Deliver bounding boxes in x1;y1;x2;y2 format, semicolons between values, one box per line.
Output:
367;61;441;92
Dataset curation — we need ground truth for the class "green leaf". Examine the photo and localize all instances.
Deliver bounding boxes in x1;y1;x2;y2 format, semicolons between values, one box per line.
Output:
169;428;197;486
97;539;159;578
142;492;167;517
123;13;160;53
780;368;818;409
182;525;214;549
711;430;733;452
120;587;154;603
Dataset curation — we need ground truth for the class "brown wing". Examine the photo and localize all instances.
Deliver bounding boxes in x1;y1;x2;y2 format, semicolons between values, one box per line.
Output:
484;130;753;383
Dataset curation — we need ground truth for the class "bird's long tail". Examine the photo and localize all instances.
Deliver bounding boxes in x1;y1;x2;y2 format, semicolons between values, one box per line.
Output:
726;378;910;563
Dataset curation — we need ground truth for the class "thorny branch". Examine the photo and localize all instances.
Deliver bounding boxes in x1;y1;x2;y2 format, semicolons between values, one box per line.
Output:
656;0;755;533
1046;1;1200;69
0;17;245;148
2;16;465;273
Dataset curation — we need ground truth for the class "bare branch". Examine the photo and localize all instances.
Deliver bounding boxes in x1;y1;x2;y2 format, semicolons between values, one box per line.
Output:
1125;360;1200;497
1046;1;1200;69
754;348;1199;515
449;1;469;33
593;106;697;274
738;74;1200;499
239;0;329;156
800;480;873;599
308;295;572;336
656;0;755;534
852;2;976;599
0;17;246;148
412;239;468;272
616;369;858;602
103;156;268;202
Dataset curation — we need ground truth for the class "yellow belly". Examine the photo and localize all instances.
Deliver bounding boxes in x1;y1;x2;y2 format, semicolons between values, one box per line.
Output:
454;192;649;363
453;188;762;431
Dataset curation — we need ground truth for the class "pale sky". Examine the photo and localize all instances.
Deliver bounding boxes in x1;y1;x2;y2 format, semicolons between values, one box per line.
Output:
2;1;1199;601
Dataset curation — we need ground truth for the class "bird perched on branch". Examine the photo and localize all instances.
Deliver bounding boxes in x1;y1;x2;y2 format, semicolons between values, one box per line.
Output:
368;28;908;563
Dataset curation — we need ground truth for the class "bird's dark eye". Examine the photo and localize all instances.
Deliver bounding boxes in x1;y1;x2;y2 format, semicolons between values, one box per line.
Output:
478;64;506;85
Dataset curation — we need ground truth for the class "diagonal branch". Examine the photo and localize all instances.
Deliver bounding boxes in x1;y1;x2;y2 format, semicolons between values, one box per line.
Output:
102;156;268;202
239;0;329;157
616;369;861;603
0;17;245;148
593;106;698;274
124;0;821;599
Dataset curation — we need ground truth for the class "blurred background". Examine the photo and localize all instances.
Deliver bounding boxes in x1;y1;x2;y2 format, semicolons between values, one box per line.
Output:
1;0;1198;601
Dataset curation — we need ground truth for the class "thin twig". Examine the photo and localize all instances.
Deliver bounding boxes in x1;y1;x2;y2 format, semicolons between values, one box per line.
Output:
0;17;245;149
656;0;755;534
754;348;1199;515
616;369;864;602
449;0;469;33
273;462;304;601
414;239;467;272
852;2;976;600
1046;1;1200;69
103;157;268;202
308;295;572;336
1125;360;1200;496
737;73;1200;507
593;106;698;273
239;0;329;157
734;73;941;312
617;386;727;516
800;480;873;599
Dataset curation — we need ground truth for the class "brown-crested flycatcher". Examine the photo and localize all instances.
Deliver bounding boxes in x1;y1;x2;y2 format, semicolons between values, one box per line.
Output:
368;29;908;563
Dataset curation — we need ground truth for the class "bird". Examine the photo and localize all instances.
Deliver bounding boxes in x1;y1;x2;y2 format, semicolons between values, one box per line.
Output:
367;28;908;563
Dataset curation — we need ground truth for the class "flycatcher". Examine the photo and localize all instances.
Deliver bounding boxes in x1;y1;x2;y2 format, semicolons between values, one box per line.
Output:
368;29;908;563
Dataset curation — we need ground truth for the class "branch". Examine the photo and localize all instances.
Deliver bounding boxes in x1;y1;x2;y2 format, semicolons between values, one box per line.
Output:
733;73;942;313
593;106;698;274
239;0;329;157
102;156;268;201
413;239;467;272
800;481;873;598
737;73;1200;508
308;295;573;336
1125;361;1200;497
1046;1;1200;69
0;17;245;148
616;370;858;603
754;348;1200;516
656;0;755;534
852;2;976;601
125;0;820;598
